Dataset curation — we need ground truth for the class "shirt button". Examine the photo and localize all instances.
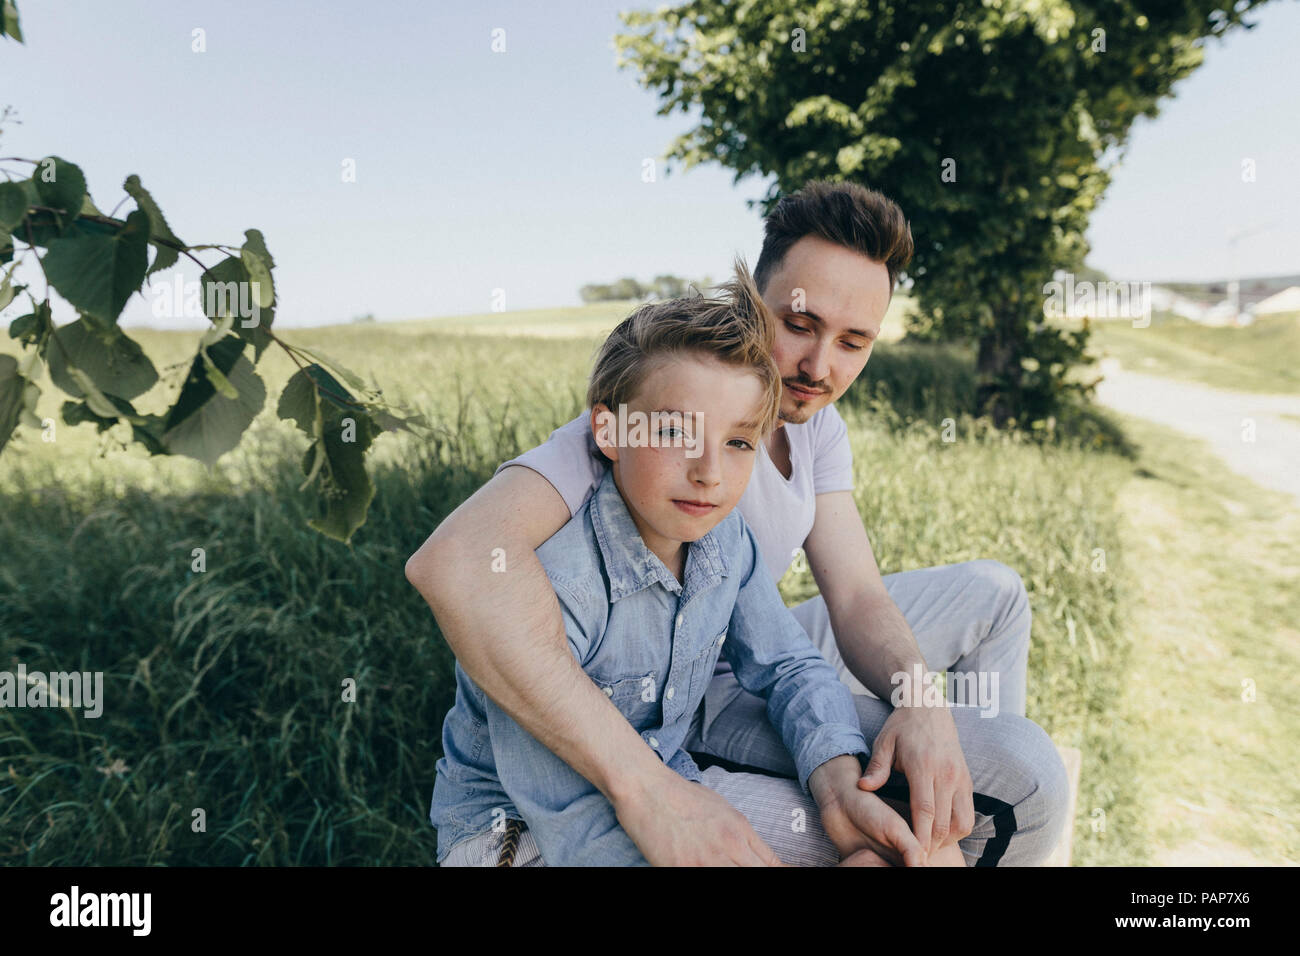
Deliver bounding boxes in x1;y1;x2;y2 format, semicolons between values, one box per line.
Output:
675;614;683;629
603;686;613;697
648;736;660;749
717;633;726;646
666;686;675;700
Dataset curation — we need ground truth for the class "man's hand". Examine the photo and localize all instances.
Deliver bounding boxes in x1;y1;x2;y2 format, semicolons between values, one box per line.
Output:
809;754;927;866
857;705;974;856
613;771;790;866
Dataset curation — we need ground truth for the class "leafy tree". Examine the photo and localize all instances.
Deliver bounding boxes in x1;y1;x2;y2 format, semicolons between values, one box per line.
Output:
651;274;688;299
579;283;615;303
579;273;707;302
609;276;647;300
0;5;424;542
615;0;1271;427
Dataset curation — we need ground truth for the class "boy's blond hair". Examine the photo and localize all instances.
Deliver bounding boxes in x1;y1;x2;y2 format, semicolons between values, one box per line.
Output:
586;258;782;436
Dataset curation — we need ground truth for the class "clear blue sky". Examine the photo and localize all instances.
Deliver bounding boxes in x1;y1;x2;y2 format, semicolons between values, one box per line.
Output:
4;0;1297;329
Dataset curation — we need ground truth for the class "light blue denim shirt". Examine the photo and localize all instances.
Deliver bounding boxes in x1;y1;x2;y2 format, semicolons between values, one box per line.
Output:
429;466;869;866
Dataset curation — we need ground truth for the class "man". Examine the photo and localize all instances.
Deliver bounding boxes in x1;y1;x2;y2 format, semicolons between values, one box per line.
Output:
406;180;1070;866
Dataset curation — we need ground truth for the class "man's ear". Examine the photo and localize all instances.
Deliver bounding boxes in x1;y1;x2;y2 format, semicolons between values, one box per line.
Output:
590;403;619;463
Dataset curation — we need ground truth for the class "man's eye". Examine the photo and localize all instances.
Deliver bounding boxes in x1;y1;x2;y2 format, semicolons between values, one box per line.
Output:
843;341;866;351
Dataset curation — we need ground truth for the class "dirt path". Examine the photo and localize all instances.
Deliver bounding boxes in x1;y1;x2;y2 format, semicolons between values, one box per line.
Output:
1093;359;1300;504
1094;361;1300;865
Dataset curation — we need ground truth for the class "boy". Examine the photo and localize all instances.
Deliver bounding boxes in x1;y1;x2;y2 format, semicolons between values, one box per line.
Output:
429;262;877;866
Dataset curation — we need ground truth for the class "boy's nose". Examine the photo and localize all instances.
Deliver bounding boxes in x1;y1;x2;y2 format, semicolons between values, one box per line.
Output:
687;446;722;486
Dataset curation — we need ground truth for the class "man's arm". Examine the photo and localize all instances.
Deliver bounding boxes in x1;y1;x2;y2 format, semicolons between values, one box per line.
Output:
405;464;784;865
802;489;975;855
802;490;925;698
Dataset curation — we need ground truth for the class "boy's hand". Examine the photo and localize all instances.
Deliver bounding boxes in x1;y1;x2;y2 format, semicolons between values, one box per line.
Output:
613;770;789;866
810;754;927;866
857;706;974;856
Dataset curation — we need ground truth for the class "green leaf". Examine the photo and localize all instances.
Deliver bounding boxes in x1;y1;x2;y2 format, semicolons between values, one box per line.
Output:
200;256;273;359
123;174;186;276
294;346;369;395
2;0;23;43
46;316;158;400
307;409;379;543
240;230;275;309
241;229;275;269
61;395;168;454
161;334;266;466
371;406;428;435
0;354;24;452
277;366;319;436
304;363;365;415
240;244;274;309
0;181;26;232
79;193;106;217
11;207;114;248
41;209;150;324
299;437;326;492
32;156;87;230
8;301;51;358
201;347;240;399
66;368;120;418
8;301;50;347
0;260;16;310
18;378;40;430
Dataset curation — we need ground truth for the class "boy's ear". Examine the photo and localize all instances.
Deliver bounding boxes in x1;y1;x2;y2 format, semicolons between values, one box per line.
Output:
590;403;619;463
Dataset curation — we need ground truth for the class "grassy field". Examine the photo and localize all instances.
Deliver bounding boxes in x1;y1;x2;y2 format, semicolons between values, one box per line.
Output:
1;302;1292;865
1082;312;1300;394
384;288;919;342
1105;414;1300;864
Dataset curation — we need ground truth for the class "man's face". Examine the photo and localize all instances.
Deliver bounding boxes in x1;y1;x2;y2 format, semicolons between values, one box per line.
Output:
760;235;893;425
590;353;766;562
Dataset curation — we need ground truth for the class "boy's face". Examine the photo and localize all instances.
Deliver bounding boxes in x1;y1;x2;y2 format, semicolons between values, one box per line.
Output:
591;353;767;559
759;235;893;425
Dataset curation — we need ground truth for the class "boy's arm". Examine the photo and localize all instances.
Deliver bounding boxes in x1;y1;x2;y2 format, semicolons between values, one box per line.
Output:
405;463;784;865
804;490;973;857
724;522;927;866
722;527;870;795
728;522;930;868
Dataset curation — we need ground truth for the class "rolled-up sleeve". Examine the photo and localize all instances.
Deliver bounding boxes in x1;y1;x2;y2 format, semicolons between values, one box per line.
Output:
722;524;869;795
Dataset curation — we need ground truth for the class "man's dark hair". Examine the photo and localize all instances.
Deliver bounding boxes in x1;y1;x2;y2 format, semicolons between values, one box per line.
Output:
753;180;914;296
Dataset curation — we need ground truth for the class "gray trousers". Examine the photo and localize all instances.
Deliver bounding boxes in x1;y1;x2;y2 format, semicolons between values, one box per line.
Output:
442;559;1071;867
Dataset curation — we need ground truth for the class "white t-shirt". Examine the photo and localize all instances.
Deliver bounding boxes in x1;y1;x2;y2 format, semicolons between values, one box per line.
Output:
496;404;856;584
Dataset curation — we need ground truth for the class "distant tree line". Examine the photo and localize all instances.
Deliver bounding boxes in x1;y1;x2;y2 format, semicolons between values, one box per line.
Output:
579;273;713;303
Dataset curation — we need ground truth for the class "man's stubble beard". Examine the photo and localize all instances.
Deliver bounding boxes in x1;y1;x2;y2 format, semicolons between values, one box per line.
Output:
778;406;811;426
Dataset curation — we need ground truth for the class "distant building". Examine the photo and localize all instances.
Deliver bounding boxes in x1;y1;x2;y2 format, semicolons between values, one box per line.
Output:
1249;286;1300;316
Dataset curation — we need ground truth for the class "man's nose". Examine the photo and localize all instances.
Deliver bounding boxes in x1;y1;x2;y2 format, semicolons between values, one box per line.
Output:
800;337;832;385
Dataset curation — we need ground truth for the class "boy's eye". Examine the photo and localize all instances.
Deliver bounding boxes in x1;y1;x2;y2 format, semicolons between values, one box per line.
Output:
659;425;683;439
728;438;755;450
784;320;810;335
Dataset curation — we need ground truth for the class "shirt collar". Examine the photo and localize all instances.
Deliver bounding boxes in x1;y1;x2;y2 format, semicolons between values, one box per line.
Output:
589;466;730;601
